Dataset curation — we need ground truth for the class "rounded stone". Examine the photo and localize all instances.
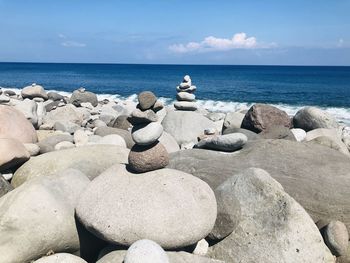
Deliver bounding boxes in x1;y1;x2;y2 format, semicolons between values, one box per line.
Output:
70;89;98;107
21;83;48;100
195;133;247;152
176;92;196;102
131;122;163;145
34;253;87;263
124;239;169;263
75;165;217;249
176;85;196;93
138;91;157;110
324;220;349;256
0;138;30;171
128;141;169;173
183;75;191;82
174;101;198;111
112;115;132;130
97;134;127;148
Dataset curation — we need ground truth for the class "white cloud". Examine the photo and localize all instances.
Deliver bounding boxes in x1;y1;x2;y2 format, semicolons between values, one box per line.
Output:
61;41;86;48
169;32;275;53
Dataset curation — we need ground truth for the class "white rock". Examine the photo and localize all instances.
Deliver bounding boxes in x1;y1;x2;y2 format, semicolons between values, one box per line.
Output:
193;239;209;256
54;141;75;151
124;239;169;263
174;101;198;111
74;130;89;147
291;128;307;142
131;122;163;145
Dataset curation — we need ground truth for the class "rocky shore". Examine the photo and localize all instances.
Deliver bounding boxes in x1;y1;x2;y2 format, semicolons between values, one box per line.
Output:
0;77;350;263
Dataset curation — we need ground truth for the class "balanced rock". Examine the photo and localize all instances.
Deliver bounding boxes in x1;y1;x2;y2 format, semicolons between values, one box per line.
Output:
70;88;98;107
207;168;335;263
128;108;158;124
0;138;30;171
241;104;291;133
21;83;48;100
76;165;217;249
0;105;38;143
174;101;198;111
124;239;169;263
12;144;129;187
195;133;247;152
137;91;157;110
177;92;196;101
0;169;89;263
293;107;339;131
131;122;163;145
128;141;169;172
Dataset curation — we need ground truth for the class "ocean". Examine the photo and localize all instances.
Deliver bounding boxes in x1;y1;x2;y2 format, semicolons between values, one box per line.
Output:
1;62;350;124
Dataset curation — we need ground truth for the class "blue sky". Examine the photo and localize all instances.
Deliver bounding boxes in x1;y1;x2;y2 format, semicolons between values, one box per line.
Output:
0;0;349;65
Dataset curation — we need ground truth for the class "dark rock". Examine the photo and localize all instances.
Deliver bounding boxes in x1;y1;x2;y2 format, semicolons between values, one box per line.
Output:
260;125;296;140
47;92;65;101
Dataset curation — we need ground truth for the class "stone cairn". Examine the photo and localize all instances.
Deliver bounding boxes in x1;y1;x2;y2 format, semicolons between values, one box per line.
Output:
127;91;169;173
174;75;197;111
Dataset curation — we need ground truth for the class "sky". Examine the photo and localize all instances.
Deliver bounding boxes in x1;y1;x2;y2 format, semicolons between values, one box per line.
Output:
0;0;349;65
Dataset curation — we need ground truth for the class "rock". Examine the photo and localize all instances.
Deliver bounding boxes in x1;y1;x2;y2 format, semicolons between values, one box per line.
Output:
111;115;132;130
162;111;216;145
38;134;74;153
55;141;75;151
0;138;30;171
44;104;85;126
131;122;163;145
174;101;198;111
306;128;342;142
0;169;90;263
24;143;40;156
12;145;129;187
223;112;245;131
153;100;164;112
179;82;191;89
208;168;335;263
291;128;307;142
293;107;339;131
183;75;191;82
193;239;209;256
94;127;134;148
0;94;10;103
54;120;80;134
70;89;98;107
90;119;107;128
158;131;180;153
124;239;169;263
176;85;196;93
241;104;291;133
45;101;60;112
309;136;349;156
128;109;158;125
76;165;217;249
128;141;169;173
324;221;349;256
168;139;350;231
0;175;13;197
74;130;89;147
13;98;39;127
0;105;38;143
34;253;87;263
208;184;241;241
222;127;260;140
138;91;157;110
206;112;226;122
177;92;196;101
47;91;65;101
21;83;48;100
36;101;46;127
336;243;350;263
260;125;296;140
97;134;127;147
3;90;16;96
195;133;247;152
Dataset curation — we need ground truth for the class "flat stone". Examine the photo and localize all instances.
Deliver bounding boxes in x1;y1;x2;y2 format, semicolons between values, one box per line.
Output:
176;92;196;101
176;85;196;93
131;122;163;145
174;101;198;111
128;109;158;125
195;133;247;152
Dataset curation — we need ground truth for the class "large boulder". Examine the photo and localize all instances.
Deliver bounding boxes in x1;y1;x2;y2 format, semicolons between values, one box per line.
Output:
21;83;48;100
34;253;87;263
162;111;216;145
168;139;350;231
0;105;38;143
293;107;339;131
12;145;129;187
0;138;30;171
241;104;291;133
70;89;98;107
0;169;89;263
207;168;334;263
76;165;217;249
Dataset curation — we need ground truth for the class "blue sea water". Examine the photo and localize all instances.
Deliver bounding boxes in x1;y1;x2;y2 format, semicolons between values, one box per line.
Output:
1;62;350;122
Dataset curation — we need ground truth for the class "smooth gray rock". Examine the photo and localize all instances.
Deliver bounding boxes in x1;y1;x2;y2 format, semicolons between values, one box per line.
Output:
195;133;247;152
111;115;132;130
293;107;339;131
223;112;245;131
124;239;169;263
12;145;129;187
76;165;217;249
162;111;216;145
47;91;65;101
168;139;350;231
44;104;85;126
131;122;163;145
174;101;198;111
308;136;350;156
97;134;127;147
34;253;88;263
207;168;334;263
94;127;134;148
37;134;74;154
70;89;98;107
260;125;296;141
128;109;158;125
177;92;196;101
13;98;39;128
158;131;180;153
54;120;80;134
137;91;157;110
0;169;90;263
324;221;349;256
21;83;48;100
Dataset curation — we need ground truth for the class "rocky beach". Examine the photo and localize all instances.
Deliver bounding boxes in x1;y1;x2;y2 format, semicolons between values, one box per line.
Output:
0;76;350;263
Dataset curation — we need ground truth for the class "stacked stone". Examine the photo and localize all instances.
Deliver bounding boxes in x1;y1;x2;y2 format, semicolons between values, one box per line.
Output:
174;75;197;111
128;91;169;173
